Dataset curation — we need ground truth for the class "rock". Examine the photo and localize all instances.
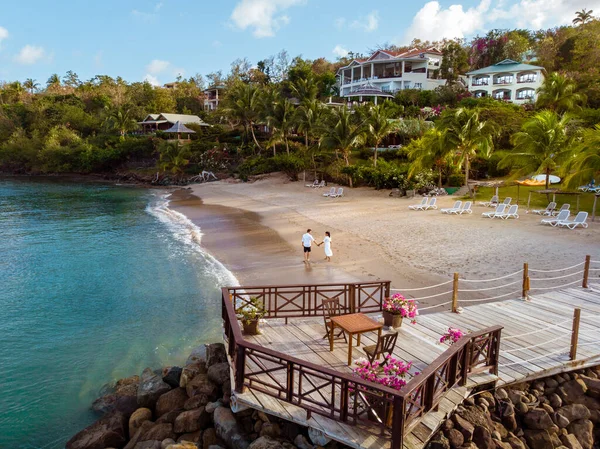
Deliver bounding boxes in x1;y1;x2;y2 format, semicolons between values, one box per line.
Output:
206;343;227;367
428;433;450;449
248;436;284;449
207;363;230;387
560;433;584;449
524;408;554;430
555;413;571;428
180;362;207;389
141;423;175;442
125;421;156;449
93;394;139;416
186;374;218;401
543;403;556;415
184;394;210;410
441;419;454;431
500;402;517;431
496;389;508;400
206;401;223;414
495;442;513;449
259;423;281;439
280;421;300;441
129;408;153;438
558;404;591;423
167;443;197;449
173;407;211;434
458;405;493;431
92;394;120;414
523;429;553;449
117;376;140;395
546;379;559;389
445;428;464;448
186;345;207;366
558;380;588;405
254;421;263;434
207;446;225;449
133;441;161;449
515;402;529;415
566;419;593;449
66;411;128;449
580;376;600;394
550;393;563;409
203;428;218;448
177;431;202;443
155;410;182;425
162;367;183;389
508;390;526;405
493;422;508;440
155;388;188;418
452;414;474;442
213;406;250;449
473;426;494;449
506;435;526;449
161;438;175;449
480;392;496;409
138;368;171;409
294;435;314;449
478;398;490;409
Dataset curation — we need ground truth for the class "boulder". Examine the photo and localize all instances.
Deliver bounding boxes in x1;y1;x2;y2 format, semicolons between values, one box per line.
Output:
458;405;493;431
186;345;207;366
140;423;175;442
580;375;600;394
550;393;563;409
206;401;223;414
560;433;584;449
495;442;513;449
173;407;211;434
125;421;155;449
203;428;218;448
480;392;496;409
116;376;140;395
186;374;218;401
162;367;183;389
293;435;314;449
155;410;182;425
496;389;509;400
66;411;128;449
213;406;250;449
558;380;587;405
452;414;474;442
208;363;230;387
177;431;202;443
280;421;300;441
138;368;171;409
184;394;210;410
167;444;198;449
248;436;284;449
129;408;153;438
206;343;227;367
445;428;464;448
500;402;517;431
133;441;161;449
473;426;494;449
546;379;559;389
566;419;593;449
155;388;188;418
259;423;281;439
506;435;527;449
523;408;554;430
555;413;571;428
427;433;450;449
558;404;591;423
180;362;207;388
161;439;175;449
523;429;553;449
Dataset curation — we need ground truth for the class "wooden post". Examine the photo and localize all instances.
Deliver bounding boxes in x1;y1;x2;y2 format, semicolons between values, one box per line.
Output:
583;255;591;288
527;191;532;212
390;396;404;449
570;308;581;361
235;346;246;392
577;194;580;213
286;362;294;402
593;194;598;222
349;284;356;314
522;263;529;299
452;273;459;313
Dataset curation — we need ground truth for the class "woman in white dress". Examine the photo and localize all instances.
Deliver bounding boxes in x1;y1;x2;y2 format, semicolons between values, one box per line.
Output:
319;231;333;262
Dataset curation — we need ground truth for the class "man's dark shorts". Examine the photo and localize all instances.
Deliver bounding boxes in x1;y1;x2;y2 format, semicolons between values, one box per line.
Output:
303;246;311;253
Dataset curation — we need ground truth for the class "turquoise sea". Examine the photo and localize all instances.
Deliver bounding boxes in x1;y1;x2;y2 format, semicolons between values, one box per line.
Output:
0;178;236;448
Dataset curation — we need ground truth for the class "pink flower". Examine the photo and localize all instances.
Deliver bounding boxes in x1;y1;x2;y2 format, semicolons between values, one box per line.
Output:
440;327;465;345
383;294;418;324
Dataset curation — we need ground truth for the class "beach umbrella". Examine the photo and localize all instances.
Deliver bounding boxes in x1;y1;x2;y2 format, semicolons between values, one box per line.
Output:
531;174;561;184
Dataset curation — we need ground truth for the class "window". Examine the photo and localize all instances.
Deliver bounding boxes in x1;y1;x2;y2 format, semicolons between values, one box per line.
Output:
404;62;412;73
414;83;422;89
472;77;489;86
493;90;511;100
494;75;513;85
517;89;535;100
404;81;411;89
517;73;537;83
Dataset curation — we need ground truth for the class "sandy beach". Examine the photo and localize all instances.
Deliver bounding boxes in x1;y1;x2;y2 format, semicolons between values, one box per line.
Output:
170;173;600;306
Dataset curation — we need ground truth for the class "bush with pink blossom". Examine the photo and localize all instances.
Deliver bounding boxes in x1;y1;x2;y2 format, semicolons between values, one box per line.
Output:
352;356;414;391
439;327;465;345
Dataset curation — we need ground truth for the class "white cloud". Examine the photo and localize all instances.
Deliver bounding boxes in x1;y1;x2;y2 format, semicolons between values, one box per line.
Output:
14;45;46;65
131;9;157;22
146;59;170;74
0;26;8;47
334;18;346;29
230;0;305;38
332;45;349;58
351;10;379;32
491;0;600;29
144;74;160;86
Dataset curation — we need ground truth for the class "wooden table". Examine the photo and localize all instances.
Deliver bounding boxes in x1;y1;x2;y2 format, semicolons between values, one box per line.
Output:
329;313;383;365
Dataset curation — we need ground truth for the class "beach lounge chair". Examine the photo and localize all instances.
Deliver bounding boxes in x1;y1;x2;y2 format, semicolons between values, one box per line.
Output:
323;187;336;197
541;210;570;226
558;212;589;229
316;180;326;188
499;205;519;219
479;195;499;207
453;201;472;215
306;179;319;187
532;202;556;216
330;187;344;198
482;204;506;218
502;197;512;206
363;332;398;366
441;201;462;214
408;197;428;210
424;197;438;210
552;203;570;216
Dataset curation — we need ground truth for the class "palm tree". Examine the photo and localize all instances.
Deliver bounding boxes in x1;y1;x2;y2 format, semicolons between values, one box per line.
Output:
158;141;191;179
10;81;25;101
320;106;366;187
291;76;318;103
267;98;295;155
104;107;137;139
439;108;496;193
536;73;585;114
563;124;600;188
295;100;328;176
573;8;594;25
223;82;263;152
46;74;61;91
366;104;395;167
498;110;573;190
407;129;453;188
23;78;40;95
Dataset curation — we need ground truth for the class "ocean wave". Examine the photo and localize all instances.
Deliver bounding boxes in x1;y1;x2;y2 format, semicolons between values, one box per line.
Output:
146;193;240;287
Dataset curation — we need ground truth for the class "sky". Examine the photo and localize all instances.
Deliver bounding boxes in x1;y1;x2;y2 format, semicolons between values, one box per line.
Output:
0;0;598;86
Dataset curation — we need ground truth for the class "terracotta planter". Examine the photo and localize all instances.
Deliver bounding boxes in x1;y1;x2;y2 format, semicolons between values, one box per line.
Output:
383;310;403;328
242;319;260;335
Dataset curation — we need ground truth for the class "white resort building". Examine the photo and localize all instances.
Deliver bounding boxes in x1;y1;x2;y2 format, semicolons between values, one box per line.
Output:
465;59;545;104
336;48;447;104
204;85;225;111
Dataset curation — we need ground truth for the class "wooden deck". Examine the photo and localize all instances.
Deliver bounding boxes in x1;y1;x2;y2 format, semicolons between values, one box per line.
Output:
232;284;600;449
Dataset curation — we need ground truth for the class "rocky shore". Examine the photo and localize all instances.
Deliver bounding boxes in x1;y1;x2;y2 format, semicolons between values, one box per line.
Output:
427;366;600;449
66;343;349;449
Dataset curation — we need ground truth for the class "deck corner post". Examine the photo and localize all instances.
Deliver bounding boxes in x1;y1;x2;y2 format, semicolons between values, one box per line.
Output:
492;328;502;376
522;263;529;299
349;284;356;314
340;379;349;422
452;273;459;313
391;395;404;449
570;308;581;361
235;345;246;393
583;255;591;289
286;361;294;402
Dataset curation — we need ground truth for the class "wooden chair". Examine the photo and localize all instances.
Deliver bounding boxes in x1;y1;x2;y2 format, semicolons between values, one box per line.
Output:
322;298;347;342
363;332;398;365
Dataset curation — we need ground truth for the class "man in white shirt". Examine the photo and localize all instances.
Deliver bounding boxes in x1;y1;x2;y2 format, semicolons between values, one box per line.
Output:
301;228;316;263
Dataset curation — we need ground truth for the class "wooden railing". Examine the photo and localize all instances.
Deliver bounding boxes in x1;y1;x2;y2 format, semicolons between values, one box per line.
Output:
221;285;502;449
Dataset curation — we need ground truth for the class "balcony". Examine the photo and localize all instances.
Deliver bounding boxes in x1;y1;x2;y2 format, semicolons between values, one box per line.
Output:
517;77;537;84
472;80;489;86
493;79;514;86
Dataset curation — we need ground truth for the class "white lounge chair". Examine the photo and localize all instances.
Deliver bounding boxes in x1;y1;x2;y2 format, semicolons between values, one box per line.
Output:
330;187;344;198
455;201;473;214
558;212;589;229
532;202;556;216
541;210;570;226
482;204;506;218
441;201;462;214
323;187;336;197
306;179;319;187
423;197;438;210
316;180;326;188
499;205;519;219
502;197;512;206
479;195;498;207
408;198;428;210
552;203;570;216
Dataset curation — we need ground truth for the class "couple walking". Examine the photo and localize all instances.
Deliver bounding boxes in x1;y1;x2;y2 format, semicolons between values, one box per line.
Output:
301;229;333;263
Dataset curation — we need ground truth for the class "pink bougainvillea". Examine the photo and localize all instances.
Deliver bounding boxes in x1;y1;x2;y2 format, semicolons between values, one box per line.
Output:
439;327;465;345
352;356;413;391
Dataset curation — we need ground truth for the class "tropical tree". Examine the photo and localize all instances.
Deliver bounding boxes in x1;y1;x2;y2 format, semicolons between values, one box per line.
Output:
536;72;585;113
498;110;573;190
266;98;295;155
439;108;496;193
573;9;594;25
407;129;453;188
9;82;25;101
290;76;318;103
366;104;395;167
223;82;263;152
23;79;40;95
564;124;600;188
103;107;137;139
158;141;191;179
46;74;61;91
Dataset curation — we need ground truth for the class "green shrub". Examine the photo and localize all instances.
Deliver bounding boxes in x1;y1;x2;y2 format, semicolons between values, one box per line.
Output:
271;154;307;180
448;173;465;187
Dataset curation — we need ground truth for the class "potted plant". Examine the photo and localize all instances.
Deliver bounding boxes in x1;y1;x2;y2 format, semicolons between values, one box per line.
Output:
382;293;418;328
236;297;266;335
